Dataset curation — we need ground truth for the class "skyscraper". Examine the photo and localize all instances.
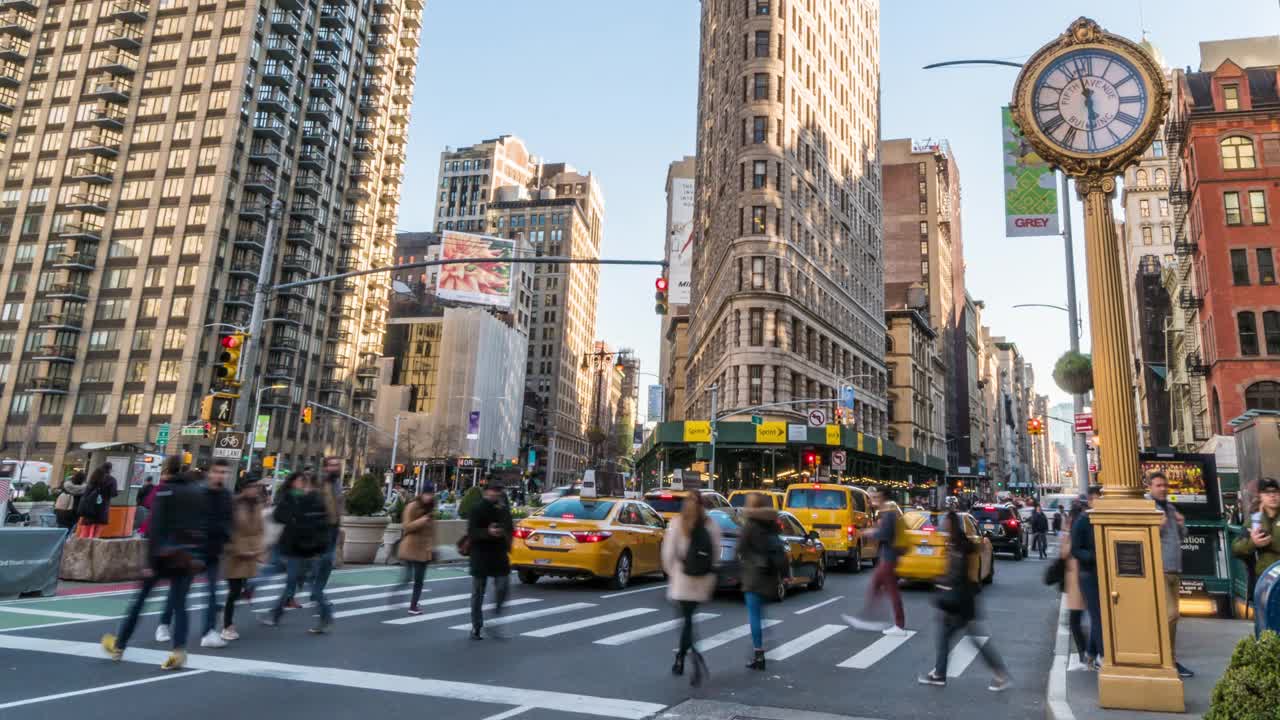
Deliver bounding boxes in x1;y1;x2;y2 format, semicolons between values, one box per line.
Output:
685;0;887;437
431;135;537;233
0;1;423;472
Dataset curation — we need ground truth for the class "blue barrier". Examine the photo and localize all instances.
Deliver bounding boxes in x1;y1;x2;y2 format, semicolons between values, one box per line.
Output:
1254;560;1280;638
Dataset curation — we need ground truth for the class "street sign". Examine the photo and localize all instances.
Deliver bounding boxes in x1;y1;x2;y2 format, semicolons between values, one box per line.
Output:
213;431;246;459
181;425;206;437
807;409;827;427
839;385;856;410
211;395;236;425
253;414;270;449
1074;413;1094;433
831;450;847;470
751;415;762;426
155;423;170;447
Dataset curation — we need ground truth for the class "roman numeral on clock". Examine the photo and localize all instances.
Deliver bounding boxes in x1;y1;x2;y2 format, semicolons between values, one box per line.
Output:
1041;115;1066;135
1062;126;1078;148
1114;111;1141;127
1118;95;1142;104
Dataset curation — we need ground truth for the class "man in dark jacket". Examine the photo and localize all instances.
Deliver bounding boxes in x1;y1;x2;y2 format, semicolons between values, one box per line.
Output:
102;466;206;671
844;488;907;635
1071;488;1103;668
1030;503;1050;559
263;473;334;633
199;460;234;647
468;483;514;639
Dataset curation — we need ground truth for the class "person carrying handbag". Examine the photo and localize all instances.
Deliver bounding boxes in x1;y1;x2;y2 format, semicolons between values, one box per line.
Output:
737;494;785;671
917;509;1011;692
660;494;721;687
399;491;436;615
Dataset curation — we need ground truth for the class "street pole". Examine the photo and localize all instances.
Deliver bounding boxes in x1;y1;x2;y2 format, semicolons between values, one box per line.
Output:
243;383;286;474
708;383;718;492
389;413;402;471
234;199;284;433
1061;172;1091;497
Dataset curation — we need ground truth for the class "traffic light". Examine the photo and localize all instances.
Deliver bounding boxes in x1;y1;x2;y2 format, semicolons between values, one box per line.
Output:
200;394;214;422
302;406;314;425
1026;417;1044;435
202;422;213;438
654;276;668;315
216;333;246;386
803;451;818;467
263;455;276;470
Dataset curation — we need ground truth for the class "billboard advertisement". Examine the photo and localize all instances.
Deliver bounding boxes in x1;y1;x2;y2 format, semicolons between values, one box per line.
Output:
1002;106;1060;237
436;231;515;308
667;177;695;305
647;384;664;422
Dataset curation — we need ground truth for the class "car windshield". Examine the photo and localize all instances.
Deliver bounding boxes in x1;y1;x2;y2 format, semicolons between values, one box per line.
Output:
904;511;946;531
708;510;743;534
729;492;768;508
644;494;684;513
971;506;1012;523
786;488;847;509
543;498;615;520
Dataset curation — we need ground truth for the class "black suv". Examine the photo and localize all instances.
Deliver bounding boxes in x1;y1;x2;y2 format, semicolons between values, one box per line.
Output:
970;504;1028;560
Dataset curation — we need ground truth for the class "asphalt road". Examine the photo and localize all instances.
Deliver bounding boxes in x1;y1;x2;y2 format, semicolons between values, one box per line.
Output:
0;550;1059;720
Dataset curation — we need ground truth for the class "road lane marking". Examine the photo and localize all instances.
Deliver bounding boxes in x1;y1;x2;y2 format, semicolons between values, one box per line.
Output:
0;635;666;719
256;587;422;613
691;619;781;652
481;706;534;720
765;624;846;661
522;608;657;638
793;595;844;615
946;636;989;678
448;603;596;630
0;670;209;710
332;592;469;618
599;584;668;599
0;607;106;620
837;630;917;669
383;599;541;624
594;613;717;646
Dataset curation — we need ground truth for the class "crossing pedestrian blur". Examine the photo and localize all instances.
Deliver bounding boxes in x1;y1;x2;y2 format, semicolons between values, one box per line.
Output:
661;493;720;687
844;487;908;635
220;473;266;641
737;493;783;671
398;490;436;615
261;472;334;633
467;483;514;639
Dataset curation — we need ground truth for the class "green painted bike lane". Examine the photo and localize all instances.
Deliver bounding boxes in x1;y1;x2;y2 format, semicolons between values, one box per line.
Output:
0;565;469;631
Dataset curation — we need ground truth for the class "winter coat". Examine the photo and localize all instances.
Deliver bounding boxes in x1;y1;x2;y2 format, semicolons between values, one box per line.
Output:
661;514;722;603
147;480;208;574
1071;511;1097;574
399;500;435;563
873;507;901;564
274;490;331;559
467;498;513;577
1233;507;1280;575
1060;529;1084;611
204;486;234;558
737;509;782;596
55;474;86;511
223;494;265;579
78;477;117;525
1031;510;1050;534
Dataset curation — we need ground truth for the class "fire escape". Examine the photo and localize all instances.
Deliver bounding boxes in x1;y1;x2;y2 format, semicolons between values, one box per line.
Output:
1164;116;1209;443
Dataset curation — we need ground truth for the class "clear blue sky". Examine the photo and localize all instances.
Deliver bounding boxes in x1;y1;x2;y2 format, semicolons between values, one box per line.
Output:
403;0;1280;416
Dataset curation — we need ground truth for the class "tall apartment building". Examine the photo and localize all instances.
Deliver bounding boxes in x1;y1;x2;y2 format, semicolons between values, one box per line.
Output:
0;0;422;473
431;134;536;233
882;138;966;470
884;282;944;458
1165;36;1280;445
659;156;695;423
686;0;887;440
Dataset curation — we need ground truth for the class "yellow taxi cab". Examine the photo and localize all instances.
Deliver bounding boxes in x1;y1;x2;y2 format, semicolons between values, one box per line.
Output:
510;495;666;590
896;509;994;587
782;483;877;571
642;488;732;522
728;489;785;511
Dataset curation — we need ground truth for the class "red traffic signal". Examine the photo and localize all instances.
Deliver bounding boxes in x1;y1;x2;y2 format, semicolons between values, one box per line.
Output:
655;277;669;292
220;335;242;349
804;451;817;466
655;275;669;315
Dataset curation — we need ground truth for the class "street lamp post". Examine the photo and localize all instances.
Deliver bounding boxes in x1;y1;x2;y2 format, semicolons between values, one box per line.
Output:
244;383;288;474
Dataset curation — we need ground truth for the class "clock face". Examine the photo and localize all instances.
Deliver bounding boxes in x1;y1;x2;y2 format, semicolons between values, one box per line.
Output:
1031;49;1149;156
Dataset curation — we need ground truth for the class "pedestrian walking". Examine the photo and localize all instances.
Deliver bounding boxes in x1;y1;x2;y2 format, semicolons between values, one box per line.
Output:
467;483;514;639
1233;477;1280;612
219;474;265;642
199;460;234;647
660;493;720;686
101;465;206;670
844;487;908;635
55;471;86;530
1030;503;1050;559
310;457;345;597
77;463;118;538
399;490;436;615
261;473;334;633
737;493;784;671
1060;500;1088;665
917;509;1011;691
1071;488;1104;669
1147;471;1192;678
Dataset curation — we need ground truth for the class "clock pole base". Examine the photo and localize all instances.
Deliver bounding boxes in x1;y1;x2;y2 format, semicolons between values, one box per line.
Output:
1098;665;1184;712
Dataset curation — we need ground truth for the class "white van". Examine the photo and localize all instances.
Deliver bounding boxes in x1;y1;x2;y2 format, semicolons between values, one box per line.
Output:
0;459;54;492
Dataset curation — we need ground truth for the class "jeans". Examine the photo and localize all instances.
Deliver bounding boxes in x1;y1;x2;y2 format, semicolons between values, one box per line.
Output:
403;561;429;608
271;556;332;624
1033;532;1048;557
744;592;765;649
1068;609;1087;660
864;560;906;628
470;574;509;631
677;600;699;656
1079;571;1103;659
118;573;193;650
934;615;1005;677
160;555;220;635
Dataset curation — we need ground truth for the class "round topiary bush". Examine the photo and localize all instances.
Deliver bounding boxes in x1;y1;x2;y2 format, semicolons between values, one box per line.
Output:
1207;631;1280;719
458;485;484;519
344;473;385;517
1053;351;1094;395
26;481;50;502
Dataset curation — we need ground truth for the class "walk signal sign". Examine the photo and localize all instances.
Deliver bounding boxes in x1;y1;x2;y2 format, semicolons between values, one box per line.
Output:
216;333;246;386
654;276;668;315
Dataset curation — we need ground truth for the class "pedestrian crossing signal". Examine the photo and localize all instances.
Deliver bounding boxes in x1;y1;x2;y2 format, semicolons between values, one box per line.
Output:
302;406;314;425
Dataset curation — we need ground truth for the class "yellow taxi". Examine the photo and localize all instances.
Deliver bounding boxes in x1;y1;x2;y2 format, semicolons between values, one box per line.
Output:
782;483;877;571
728;490;785;511
642;488;732;522
510;495;666;590
896;509;995;587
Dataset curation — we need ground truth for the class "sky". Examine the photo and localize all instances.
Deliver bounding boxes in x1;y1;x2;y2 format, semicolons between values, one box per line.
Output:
403;0;1280;417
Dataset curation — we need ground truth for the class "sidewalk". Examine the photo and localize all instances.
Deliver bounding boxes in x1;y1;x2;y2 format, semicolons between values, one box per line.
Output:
1048;597;1250;719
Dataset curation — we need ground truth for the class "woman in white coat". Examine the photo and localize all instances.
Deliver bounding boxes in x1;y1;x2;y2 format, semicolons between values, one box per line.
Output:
661;493;722;687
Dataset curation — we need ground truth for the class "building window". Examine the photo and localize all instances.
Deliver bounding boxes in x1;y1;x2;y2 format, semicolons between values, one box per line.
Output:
1141;227;1153;245
918;221;928;237
755;0;770;15
1159;198;1169;217
1250;190;1268;224
1140;199;1150;217
1231;249;1251;285
749;308;763;345
1258;249;1277;285
1238;311;1260;356
1155;169;1166;185
754;31;769;58
1221;136;1256;169
749;365;763;405
1246;381;1280;411
1136;169;1147;185
1225;192;1243;225
751;206;766;234
752;160;767;188
753;73;768;100
752;116;767;144
751;257;765;288
1161;226;1172;244
1265;311;1280;355
1152;140;1165;158
1223;84;1240;111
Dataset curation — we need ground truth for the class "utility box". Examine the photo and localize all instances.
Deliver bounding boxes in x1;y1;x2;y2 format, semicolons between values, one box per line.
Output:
1236;414;1280;502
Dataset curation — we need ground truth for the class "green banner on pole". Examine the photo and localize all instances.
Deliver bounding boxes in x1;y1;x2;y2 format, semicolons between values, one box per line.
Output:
254;415;270;449
1002;106;1060;237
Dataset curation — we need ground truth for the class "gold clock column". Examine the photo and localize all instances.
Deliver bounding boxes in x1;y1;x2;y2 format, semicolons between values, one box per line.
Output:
1079;176;1183;711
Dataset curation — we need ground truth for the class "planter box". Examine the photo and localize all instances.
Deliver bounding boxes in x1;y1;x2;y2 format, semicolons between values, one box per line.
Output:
59;537;147;582
340;515;389;564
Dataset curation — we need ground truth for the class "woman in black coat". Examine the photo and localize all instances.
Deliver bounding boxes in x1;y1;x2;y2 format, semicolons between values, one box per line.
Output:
77;464;118;538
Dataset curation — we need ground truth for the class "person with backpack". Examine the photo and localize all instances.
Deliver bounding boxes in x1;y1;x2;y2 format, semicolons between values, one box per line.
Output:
737;493;785;671
467;483;514;639
55;470;86;530
917;509;1011;691
261;472;334;633
399;490;436;615
77;463;118;538
660;493;721;687
844;487;908;635
101;465;206;671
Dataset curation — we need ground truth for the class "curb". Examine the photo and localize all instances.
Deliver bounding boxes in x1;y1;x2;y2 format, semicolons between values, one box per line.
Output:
1046;593;1076;720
